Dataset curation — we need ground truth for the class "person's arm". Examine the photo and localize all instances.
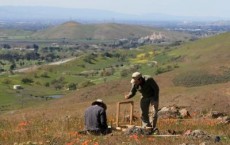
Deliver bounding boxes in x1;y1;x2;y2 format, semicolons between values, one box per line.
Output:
125;84;137;99
100;110;108;130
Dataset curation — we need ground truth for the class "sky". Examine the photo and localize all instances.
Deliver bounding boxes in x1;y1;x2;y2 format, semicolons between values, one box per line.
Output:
0;0;230;19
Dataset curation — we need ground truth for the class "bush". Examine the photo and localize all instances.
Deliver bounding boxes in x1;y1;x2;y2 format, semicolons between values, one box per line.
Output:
21;78;34;84
44;82;50;87
67;83;77;90
155;65;173;75
40;72;49;78
2;79;11;84
173;70;230;87
54;84;63;90
79;80;95;88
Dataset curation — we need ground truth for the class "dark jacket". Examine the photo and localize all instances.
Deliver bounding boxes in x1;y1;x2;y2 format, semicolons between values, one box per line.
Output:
84;105;108;132
127;75;159;101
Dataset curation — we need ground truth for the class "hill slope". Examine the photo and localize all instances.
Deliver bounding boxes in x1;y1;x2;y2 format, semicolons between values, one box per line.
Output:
4;32;229;115
0;32;229;145
57;32;230;113
156;32;230;112
31;21;191;41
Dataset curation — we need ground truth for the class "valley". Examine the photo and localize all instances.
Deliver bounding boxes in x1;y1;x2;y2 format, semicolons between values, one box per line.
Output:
0;20;229;144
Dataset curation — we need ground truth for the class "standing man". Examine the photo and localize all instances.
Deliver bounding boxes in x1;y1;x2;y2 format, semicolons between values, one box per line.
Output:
125;72;159;130
84;99;109;135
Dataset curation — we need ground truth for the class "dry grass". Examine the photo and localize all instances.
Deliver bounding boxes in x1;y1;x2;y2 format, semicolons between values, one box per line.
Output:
0;112;229;145
0;74;229;144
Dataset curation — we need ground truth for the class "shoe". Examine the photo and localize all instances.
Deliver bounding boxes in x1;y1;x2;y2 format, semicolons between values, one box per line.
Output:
146;123;152;128
152;127;159;135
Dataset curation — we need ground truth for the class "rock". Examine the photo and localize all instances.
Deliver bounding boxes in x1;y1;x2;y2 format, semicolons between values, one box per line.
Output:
199;142;208;145
208;111;226;118
214;136;221;143
217;116;230;124
160;107;170;112
158;106;191;119
179;108;191;118
124;126;152;135
223;116;230;124
188;129;211;140
183;130;192;136
158;106;178;119
170;106;178;113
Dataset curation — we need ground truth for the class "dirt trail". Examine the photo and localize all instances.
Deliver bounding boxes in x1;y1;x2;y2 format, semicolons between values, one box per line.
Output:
13;57;76;73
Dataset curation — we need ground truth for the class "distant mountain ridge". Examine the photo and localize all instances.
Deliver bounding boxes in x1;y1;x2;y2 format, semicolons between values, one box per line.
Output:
0;6;227;23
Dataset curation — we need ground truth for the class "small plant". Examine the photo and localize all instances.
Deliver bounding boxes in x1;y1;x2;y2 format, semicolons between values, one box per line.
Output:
79;80;95;88
173;70;230;87
2;78;12;84
155;65;173;75
40;72;49;78
21;78;34;84
67;83;77;90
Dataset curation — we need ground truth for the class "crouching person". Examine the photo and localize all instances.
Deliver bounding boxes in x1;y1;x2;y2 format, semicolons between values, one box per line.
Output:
84;99;111;135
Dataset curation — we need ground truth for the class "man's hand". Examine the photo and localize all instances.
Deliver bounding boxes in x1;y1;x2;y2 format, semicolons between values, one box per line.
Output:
124;95;129;99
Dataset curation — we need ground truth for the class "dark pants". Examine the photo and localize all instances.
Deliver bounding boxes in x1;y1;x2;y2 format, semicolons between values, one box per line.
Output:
140;97;159;128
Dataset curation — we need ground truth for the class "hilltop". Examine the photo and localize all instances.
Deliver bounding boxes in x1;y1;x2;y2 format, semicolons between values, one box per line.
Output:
31;21;191;41
0;21;192;42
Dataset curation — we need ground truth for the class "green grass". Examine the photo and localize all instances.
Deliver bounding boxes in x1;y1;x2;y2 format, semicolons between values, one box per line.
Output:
0;46;159;109
173;69;230;87
1;32;230;112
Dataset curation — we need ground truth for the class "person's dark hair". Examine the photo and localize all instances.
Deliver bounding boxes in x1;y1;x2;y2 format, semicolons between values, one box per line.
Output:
92;101;107;110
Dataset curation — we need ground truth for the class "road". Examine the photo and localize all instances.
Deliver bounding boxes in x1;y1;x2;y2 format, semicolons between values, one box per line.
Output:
13;57;76;73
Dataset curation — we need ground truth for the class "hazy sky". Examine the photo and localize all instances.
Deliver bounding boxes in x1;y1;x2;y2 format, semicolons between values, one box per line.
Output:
0;0;229;18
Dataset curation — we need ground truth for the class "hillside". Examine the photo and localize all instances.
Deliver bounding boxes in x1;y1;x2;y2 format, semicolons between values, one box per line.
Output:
31;21;191;41
53;32;230;113
156;32;230;112
0;32;229;113
0;33;229;144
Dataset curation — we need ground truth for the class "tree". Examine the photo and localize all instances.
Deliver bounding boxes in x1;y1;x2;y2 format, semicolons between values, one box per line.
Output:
33;44;39;52
9;63;16;71
3;44;11;49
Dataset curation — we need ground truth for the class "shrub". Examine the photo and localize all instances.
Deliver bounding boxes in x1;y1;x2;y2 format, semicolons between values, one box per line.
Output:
67;83;77;90
40;72;49;78
79;80;95;88
155;65;173;75
2;78;12;84
173;70;230;87
44;82;50;87
21;78;34;84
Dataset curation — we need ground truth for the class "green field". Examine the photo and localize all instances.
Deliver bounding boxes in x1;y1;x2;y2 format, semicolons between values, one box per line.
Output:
0;32;230;112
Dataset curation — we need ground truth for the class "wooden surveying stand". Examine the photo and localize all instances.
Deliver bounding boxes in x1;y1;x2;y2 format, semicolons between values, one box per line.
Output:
116;100;134;127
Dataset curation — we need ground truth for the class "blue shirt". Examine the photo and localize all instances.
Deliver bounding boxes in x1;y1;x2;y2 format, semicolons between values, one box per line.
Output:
84;105;108;132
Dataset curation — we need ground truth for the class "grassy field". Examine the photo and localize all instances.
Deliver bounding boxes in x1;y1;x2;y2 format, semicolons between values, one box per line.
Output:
0;46;162;110
0;32;230;144
0;113;229;145
0;80;229;144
